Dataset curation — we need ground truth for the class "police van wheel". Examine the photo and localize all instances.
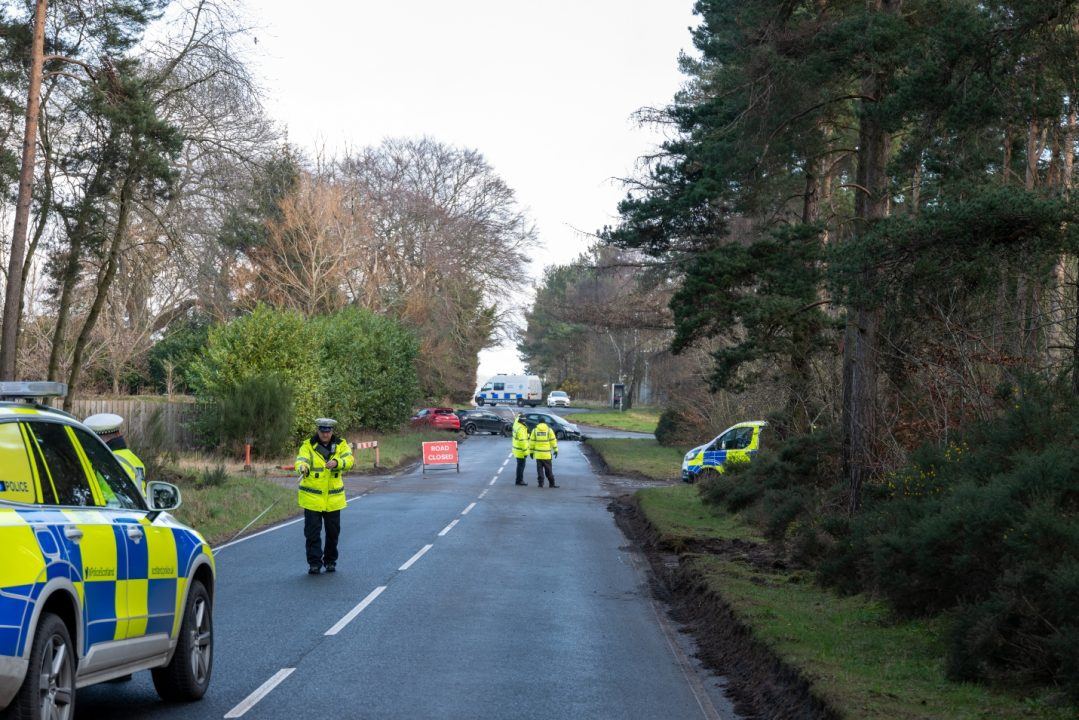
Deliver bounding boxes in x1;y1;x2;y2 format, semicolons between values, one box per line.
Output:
517;399;524;407
8;613;76;720
476;397;485;406
152;580;212;702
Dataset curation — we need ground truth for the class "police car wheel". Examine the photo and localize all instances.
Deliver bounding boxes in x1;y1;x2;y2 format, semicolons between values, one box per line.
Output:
152;580;212;702
555;430;565;440
8;613;76;720
464;423;476;435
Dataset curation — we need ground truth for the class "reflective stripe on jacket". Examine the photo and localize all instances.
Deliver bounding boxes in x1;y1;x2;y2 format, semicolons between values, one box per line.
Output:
511;420;530;459
113;448;147;495
295;435;354;512
529;423;558;460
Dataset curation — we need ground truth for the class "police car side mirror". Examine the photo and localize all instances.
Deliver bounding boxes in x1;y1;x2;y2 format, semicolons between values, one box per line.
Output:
147;481;182;512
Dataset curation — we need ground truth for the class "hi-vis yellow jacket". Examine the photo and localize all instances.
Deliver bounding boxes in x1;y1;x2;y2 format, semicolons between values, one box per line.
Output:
113;447;146;494
529;423;558;460
511;420;530;459
295;435;354;512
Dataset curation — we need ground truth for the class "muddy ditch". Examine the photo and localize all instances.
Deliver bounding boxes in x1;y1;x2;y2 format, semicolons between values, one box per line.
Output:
610;495;839;720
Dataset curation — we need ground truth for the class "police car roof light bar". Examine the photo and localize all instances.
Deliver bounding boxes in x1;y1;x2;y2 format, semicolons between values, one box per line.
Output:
0;381;69;401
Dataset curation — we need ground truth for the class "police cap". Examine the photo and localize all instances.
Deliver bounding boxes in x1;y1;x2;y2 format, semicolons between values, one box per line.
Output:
315;418;337;431
84;412;124;435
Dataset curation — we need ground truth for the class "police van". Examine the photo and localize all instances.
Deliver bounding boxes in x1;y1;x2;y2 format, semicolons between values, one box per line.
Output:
474;374;543;407
0;382;215;717
681;421;768;482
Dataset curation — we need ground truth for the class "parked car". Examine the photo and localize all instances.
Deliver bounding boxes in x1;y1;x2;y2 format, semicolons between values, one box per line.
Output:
0;382;215;717
518;411;583;441
410;407;462;431
456;409;511;436
546;390;571;408
681;421;767;483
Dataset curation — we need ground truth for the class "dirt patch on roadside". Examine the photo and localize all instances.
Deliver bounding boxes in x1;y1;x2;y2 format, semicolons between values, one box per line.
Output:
610;496;838;720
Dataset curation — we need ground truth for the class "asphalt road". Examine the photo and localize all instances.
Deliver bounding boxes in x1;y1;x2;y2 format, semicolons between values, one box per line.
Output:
75;435;734;720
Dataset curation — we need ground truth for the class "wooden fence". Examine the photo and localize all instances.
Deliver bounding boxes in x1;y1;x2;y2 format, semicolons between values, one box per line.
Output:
65;396;203;450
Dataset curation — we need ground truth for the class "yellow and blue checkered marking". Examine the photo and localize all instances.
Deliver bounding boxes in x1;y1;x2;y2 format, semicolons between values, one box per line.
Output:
1;507;210;661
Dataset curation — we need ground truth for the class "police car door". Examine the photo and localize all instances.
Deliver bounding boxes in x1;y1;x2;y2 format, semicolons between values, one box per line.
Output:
22;421;122;659
70;427;177;654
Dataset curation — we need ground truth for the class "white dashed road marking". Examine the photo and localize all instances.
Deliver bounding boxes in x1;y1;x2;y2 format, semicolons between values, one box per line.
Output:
224;668;295;718
462;502;477;515
325;586;387;636
399;544;434;571
439;519;460;536
479;489;488;499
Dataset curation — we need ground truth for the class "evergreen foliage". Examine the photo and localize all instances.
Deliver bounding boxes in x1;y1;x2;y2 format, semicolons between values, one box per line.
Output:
313;307;420;432
147;314;211;394
192;305;421;447
203;374;295;458
192;305;322;443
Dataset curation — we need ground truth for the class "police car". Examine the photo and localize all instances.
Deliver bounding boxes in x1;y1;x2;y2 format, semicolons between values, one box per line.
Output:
681;421;767;482
0;382;215;718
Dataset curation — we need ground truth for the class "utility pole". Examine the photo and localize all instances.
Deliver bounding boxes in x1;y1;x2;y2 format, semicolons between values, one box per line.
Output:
1;0;48;380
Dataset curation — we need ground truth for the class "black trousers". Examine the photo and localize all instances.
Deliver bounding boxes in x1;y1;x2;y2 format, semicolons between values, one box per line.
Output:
304;509;341;566
536;459;555;485
515;457;527;483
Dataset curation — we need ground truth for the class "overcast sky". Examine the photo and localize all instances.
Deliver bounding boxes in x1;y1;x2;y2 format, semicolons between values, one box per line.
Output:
242;0;698;385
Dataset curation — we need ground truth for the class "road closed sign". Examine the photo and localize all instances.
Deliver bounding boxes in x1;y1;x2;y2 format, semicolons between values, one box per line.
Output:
422;441;459;473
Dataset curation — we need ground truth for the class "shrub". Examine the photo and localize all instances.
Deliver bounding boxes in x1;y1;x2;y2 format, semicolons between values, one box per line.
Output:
196;465;229;488
655;407;692;446
312;307;420;432
697;427;841;545
191;305;323;441
823;382;1079;696
203;374;295;457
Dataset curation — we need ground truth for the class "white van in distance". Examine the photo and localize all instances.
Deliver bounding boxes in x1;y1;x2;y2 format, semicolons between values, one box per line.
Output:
475;374;543;407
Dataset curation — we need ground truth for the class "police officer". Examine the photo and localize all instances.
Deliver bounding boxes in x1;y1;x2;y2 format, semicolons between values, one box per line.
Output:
295;418;354;574
529;420;559;488
511;413;530;485
84;413;147;494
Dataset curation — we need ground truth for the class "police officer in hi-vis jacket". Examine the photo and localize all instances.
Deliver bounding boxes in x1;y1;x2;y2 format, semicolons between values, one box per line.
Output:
511;413;530;485
529;420;559;488
295;418;354;574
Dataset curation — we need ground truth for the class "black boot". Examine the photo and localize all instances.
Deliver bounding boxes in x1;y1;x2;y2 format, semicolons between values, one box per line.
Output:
549;481;559;488
308;564;321;574
325;562;336;573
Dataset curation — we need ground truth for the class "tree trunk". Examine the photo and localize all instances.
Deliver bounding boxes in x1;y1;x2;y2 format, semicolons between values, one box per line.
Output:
64;168;136;411
47;135;118;381
16;139;53;352
788;164;824;434
0;0;48;380
842;0;899;514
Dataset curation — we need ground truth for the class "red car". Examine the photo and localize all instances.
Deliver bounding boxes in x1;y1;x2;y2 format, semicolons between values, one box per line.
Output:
410;407;462;431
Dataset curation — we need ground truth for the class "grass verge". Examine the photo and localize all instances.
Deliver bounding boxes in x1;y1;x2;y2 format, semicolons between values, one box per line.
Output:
576;409;660;433
587;438;686;480
170;472;297;546
636;485;1072;720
